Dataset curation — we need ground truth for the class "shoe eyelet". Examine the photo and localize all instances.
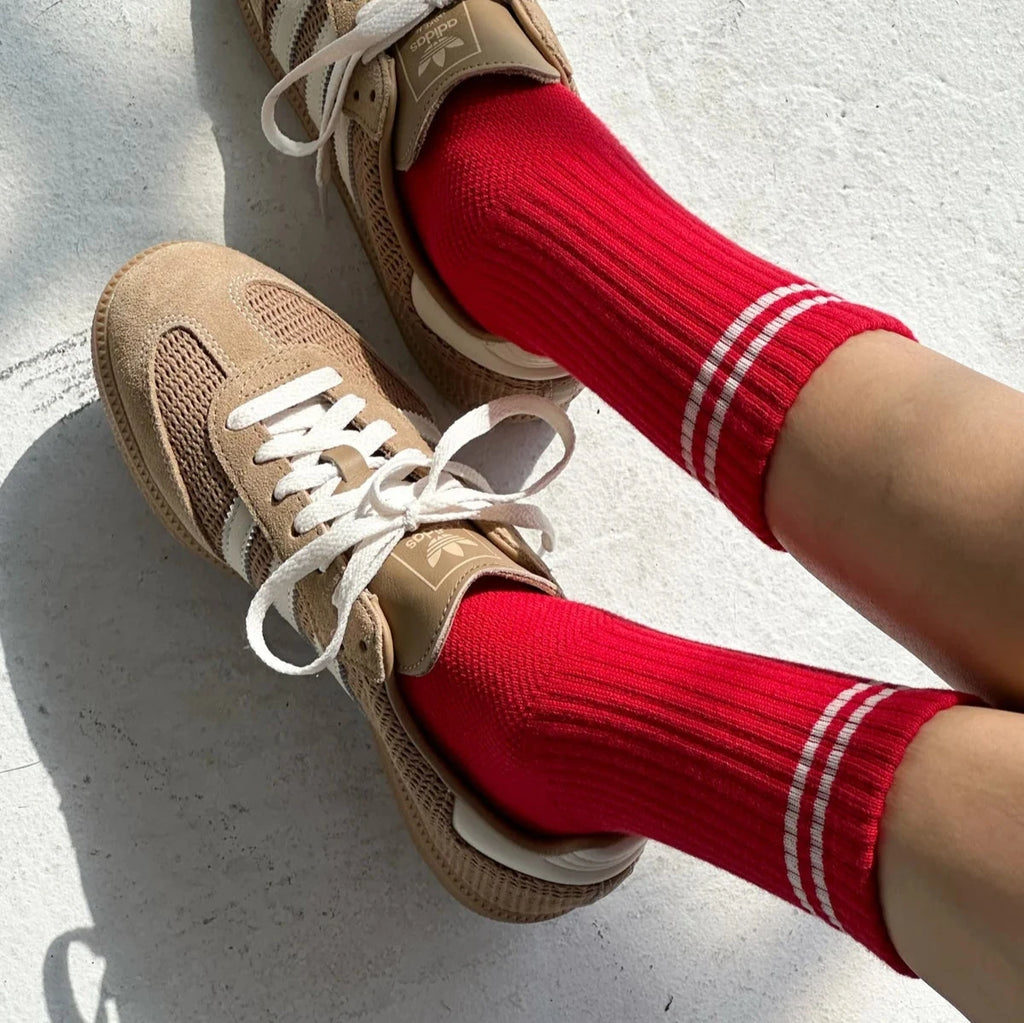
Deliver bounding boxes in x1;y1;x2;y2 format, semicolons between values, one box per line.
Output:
358;639;369;653
353;89;360;102
369;89;376;103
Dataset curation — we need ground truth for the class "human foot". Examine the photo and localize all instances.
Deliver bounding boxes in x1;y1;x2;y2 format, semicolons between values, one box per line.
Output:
92;241;644;919
239;0;581;409
400;76;913;543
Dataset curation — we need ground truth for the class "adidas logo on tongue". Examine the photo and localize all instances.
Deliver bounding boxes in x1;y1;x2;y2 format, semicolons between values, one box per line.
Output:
389;528;495;592
399;2;483;100
409;17;465;74
424;531;479;566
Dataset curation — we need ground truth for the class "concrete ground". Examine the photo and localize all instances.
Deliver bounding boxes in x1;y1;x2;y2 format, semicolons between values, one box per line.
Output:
1;1;1020;1020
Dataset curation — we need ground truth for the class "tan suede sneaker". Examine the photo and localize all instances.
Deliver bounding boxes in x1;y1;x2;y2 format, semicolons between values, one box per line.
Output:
92;242;642;921
236;0;581;411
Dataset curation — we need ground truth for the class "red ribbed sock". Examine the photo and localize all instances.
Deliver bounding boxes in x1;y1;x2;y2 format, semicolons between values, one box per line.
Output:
401;584;968;972
401;79;913;544
398;75;953;970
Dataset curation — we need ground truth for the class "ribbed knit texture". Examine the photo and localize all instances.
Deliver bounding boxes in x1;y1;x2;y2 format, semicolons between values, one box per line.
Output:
401;80;914;544
401;584;970;972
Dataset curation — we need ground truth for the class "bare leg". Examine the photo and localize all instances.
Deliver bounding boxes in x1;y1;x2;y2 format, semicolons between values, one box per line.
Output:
766;330;1024;706
880;705;1024;1022
765;332;1024;1018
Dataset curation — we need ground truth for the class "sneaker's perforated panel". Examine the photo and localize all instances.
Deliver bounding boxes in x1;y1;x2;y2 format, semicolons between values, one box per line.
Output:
153;329;235;553
245;282;430;423
248;529;276;587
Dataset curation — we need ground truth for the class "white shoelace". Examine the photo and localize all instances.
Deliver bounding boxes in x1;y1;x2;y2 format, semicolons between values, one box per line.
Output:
228;368;574;678
261;0;456;200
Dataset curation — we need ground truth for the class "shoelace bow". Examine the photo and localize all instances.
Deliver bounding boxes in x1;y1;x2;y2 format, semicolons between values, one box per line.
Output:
261;0;456;202
227;368;574;679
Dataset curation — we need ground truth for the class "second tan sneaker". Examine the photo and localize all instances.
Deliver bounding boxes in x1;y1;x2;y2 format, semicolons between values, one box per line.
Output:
92;242;643;921
237;0;582;411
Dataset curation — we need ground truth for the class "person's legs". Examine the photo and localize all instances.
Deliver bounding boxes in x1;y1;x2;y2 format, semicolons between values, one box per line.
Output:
400;583;968;972
397;73;1024;1015
878;705;1024;1022
400;79;1024;704
765;330;1024;706
401;587;1024;1022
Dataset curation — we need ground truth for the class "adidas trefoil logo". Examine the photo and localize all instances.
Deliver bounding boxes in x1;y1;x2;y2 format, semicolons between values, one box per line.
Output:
400;5;482;100
407;15;466;77
425;531;479;567
418;34;465;75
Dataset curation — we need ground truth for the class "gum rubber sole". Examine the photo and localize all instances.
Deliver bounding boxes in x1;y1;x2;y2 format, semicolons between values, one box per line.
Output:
91;243;223;571
370;733;611;924
233;0;582;412
91;246;626;923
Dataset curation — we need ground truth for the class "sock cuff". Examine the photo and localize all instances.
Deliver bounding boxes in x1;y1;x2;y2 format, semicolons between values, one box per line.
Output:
690;295;915;547
406;80;918;551
790;684;973;974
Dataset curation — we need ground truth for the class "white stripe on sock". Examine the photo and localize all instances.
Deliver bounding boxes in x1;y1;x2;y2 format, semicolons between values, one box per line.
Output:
808;686;898;929
703;294;841;497
221;497;257;582
270;0;314;71
680;283;820;478
783;682;870;915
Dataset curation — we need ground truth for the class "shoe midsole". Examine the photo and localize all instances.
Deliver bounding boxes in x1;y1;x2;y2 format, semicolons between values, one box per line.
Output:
452;798;646;885
411;273;570;382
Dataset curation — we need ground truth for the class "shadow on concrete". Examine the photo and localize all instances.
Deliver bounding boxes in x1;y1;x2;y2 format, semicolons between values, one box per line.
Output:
0;405;836;1023
0;404;516;1021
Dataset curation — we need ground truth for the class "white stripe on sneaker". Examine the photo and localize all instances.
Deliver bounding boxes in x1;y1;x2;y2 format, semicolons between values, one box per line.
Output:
270;0;314;71
703;294;841;497
221;497;257;582
808;686;898;929
783;682;870;915
305;16;338;130
680;283;820;478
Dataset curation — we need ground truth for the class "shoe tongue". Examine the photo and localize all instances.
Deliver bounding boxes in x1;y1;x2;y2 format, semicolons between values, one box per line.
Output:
369;523;557;675
393;0;560;171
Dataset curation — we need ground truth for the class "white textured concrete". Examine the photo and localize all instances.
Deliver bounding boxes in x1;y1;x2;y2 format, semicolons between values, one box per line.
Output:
1;0;1020;1019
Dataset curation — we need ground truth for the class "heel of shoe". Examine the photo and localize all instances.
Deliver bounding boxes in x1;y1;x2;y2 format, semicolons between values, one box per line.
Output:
401;307;583;411
451;798;645;888
362;672;638;922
